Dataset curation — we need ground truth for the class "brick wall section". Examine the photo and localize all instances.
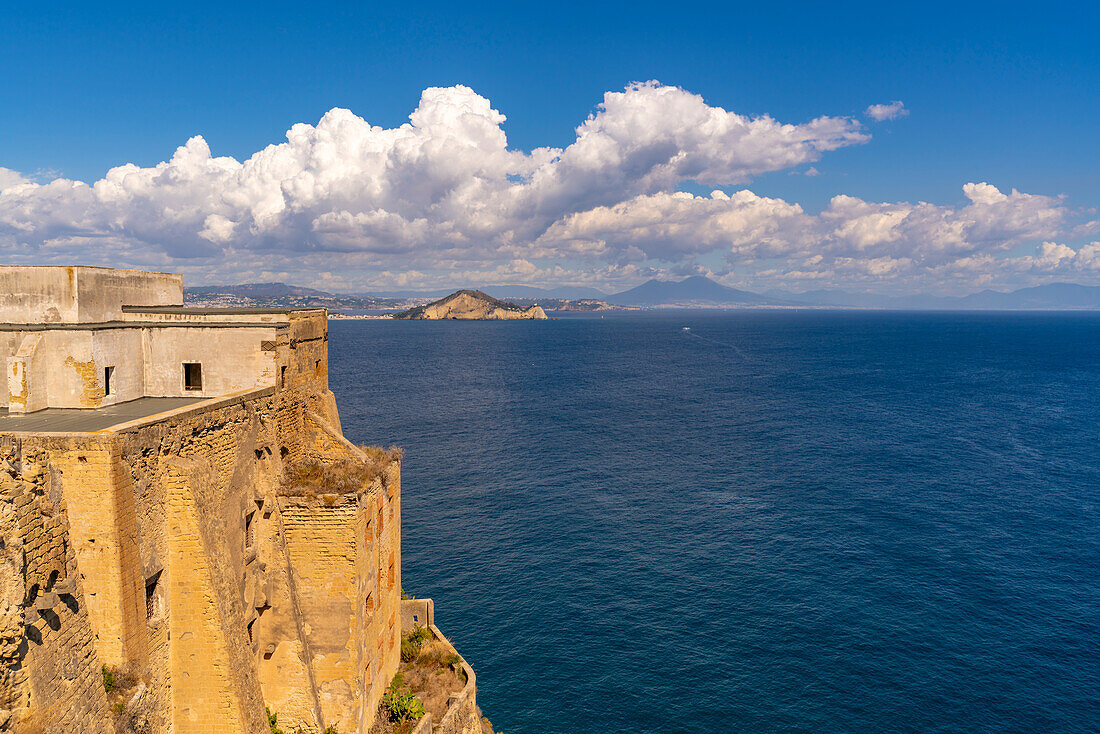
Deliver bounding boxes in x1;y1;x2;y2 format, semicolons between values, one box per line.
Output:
50;440;148;670
280;500;360;731
164;457;258;734
0;310;417;733
0;437;112;733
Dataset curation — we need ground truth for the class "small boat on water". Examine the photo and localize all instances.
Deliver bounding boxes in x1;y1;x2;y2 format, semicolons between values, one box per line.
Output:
682;327;691;331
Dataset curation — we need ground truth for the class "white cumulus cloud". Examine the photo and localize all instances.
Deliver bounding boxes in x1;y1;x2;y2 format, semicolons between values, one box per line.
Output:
0;83;1093;292
865;100;909;121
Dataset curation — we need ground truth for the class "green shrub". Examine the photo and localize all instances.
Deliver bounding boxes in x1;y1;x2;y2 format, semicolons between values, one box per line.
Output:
323;727;341;734
102;665;116;693
406;626;431;645
266;706;283;734
400;638;420;662
400;626;432;661
383;677;425;723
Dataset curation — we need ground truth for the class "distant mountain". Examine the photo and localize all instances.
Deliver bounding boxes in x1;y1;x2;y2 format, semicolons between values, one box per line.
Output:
187;279;1100;312
483;284;607;299
608;276;787;307
358;284;606;299
953;283;1100;309
186;282;335;298
769;282;1100;310
392;290;548;320
184;282;404;310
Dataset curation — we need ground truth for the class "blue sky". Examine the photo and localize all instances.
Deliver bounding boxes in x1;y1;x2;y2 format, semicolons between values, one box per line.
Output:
1;1;1097;293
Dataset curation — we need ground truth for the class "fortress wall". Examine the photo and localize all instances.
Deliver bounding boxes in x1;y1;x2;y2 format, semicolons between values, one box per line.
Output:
0;437;112;734
0;266;181;325
142;326;278;398
279;498;362;732
270;417;403;732
47;439;149;670
0;309;404;733
162;456;265;734
113;390;290;734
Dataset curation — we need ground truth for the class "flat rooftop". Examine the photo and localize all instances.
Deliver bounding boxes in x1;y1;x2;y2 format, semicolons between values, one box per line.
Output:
0;397;206;433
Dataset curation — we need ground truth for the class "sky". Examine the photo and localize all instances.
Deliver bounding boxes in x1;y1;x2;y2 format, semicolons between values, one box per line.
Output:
1;1;1098;295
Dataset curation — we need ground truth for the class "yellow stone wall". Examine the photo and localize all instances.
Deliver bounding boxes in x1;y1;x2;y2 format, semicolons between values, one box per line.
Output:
0;310;404;734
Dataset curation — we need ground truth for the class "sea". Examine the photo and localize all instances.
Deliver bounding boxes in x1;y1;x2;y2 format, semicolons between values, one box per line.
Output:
328;311;1100;734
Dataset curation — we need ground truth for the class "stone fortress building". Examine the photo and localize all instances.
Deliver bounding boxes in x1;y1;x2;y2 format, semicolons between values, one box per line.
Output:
0;266;483;733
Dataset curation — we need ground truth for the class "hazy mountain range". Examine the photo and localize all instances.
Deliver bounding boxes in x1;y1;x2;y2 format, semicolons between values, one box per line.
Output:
185;278;1100;311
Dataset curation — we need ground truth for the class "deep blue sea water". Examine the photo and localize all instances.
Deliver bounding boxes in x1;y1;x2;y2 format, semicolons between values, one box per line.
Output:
329;311;1100;734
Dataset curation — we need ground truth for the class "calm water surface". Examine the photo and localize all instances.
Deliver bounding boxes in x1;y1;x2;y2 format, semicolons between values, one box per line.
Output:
329;311;1100;734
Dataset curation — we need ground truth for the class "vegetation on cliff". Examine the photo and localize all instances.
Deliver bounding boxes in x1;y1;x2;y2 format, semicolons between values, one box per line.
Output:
279;446;403;498
392;290;547;320
369;626;495;734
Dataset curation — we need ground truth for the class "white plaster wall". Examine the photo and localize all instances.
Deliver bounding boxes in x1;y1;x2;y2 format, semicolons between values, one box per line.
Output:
74;268;182;321
0;332;25;407
0;266;181;324
7;333;47;412
0;267;81;323
143;327;278;398
5;329;146;410
30;331;95;410
92;329;147;406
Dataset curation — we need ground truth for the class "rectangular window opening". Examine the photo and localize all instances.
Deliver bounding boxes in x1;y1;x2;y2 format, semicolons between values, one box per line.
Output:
183;363;203;391
280;365;288;388
103;366;114;396
145;572;161;619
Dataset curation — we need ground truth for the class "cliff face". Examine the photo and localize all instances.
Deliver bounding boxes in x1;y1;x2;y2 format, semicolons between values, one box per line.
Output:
393;290;548;320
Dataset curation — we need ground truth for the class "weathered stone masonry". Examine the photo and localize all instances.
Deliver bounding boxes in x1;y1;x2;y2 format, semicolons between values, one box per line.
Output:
0;266;483;734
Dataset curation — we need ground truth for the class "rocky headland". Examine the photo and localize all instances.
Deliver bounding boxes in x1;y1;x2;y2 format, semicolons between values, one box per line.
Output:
393;290;548;320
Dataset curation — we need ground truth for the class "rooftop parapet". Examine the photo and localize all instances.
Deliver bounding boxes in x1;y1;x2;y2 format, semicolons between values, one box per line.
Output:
0;265;182;324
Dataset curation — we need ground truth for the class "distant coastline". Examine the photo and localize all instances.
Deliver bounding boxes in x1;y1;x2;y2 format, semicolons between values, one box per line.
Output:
185;276;1100;313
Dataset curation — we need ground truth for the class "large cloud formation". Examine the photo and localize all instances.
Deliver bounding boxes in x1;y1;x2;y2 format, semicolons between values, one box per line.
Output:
0;82;1093;291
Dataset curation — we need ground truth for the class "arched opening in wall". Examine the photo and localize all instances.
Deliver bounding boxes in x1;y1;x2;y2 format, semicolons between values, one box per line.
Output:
280;446;289;460
280;365;288;388
145;572;162;620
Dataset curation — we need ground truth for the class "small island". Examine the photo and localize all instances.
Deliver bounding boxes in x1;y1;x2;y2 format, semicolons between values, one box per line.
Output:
393;289;549;320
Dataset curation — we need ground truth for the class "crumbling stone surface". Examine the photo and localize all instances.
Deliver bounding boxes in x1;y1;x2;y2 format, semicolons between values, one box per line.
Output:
0;302;484;734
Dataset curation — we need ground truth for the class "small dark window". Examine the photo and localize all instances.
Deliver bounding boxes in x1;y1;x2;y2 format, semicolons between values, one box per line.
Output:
280;365;288;388
183;363;203;391
245;511;256;549
103;366;114;396
145;572;161;619
247;618;255;645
